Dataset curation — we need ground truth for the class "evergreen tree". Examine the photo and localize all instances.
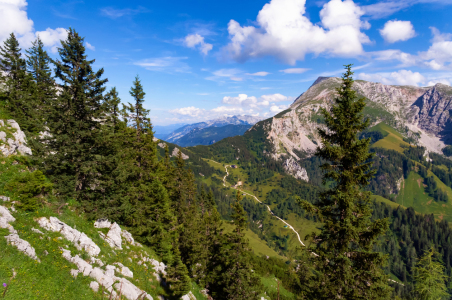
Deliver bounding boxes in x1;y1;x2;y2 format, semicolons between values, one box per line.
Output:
44;28;108;204
167;238;192;299
208;191;261;300
108;76;175;262
26;36;56;112
104;87;121;132
413;247;449;300
25;36;57;154
0;33;36;133
299;65;391;299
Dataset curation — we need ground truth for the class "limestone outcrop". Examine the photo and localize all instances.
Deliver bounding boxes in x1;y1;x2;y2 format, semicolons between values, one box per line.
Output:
282;157;309;182
171;147;189;160
37;216;101;256
0;119;32;156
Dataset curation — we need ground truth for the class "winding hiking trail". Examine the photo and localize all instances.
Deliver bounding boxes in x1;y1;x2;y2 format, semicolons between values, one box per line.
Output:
212;160;404;286
214;159;305;247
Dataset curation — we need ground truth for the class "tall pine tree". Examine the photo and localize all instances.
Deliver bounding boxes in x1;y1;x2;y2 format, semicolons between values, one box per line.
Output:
110;76;175;262
299;65;391;299
0;33;36;133
44;28;108;205
208;191;261;300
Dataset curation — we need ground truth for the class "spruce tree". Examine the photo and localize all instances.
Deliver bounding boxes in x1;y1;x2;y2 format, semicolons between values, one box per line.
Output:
0;33;36;133
209;191;261;300
104;87;121;132
167;237;192;299
25;36;57;154
44;28;108;203
111;76;174;262
299;65;391;299
413;247;449;300
26;36;56;112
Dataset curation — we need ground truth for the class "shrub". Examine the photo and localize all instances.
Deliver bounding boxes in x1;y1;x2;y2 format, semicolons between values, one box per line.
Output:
5;170;52;211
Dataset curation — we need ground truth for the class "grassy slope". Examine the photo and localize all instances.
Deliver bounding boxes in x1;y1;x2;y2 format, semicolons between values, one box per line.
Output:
0;155;206;300
370;122;411;153
222;222;283;259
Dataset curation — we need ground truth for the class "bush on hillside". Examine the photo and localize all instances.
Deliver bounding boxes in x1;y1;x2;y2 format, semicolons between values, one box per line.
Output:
5;170;53;211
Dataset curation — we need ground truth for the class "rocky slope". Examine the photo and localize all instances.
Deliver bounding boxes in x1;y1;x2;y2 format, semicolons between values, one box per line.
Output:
250;77;451;165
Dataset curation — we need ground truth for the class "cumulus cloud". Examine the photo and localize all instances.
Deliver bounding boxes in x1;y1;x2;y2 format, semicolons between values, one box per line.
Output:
0;0;66;52
380;20;416;43
371;27;452;70
222;93;293;108
358;70;426;86
134;56;190;73
270;104;289;113
169;93;293;121
279;68;309;74
169;106;205;117
184;33;213;55
223;0;371;64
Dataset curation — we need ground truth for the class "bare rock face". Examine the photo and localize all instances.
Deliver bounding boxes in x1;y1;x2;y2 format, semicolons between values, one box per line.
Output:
412;84;452;143
171;147;189;160
0;120;32;156
282;157;309;182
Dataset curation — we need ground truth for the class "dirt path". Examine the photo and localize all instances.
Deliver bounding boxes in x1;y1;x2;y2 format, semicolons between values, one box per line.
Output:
211;160;305;247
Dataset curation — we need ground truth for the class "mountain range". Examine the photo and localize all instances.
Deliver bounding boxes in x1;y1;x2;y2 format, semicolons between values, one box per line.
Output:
157;115;262;146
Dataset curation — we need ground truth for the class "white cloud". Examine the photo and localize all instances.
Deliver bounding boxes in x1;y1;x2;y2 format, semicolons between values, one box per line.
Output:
260;93;292;102
222;93;293;109
358;70;426;86
206;68;243;82
169;106;205;117
184;33;213;55
380;20;416;43
169;92;293;121
246;71;270;76
0;0;66;53
85;42;95;51
134;56;190;73
279;68;309;74
371;28;452;70
223;0;371;65
270;104;289;113
427;79;450;86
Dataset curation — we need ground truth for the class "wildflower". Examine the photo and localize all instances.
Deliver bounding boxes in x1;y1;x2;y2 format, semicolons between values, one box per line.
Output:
2;283;6;287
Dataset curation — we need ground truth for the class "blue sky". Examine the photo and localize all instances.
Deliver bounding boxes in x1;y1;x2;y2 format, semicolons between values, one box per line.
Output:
1;0;452;125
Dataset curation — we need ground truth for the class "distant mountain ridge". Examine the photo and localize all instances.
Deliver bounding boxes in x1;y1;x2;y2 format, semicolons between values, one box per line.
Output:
165;115;262;144
174;124;252;147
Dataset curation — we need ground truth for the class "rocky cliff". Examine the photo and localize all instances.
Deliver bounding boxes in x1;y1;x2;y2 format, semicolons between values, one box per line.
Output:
249;77;452;178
